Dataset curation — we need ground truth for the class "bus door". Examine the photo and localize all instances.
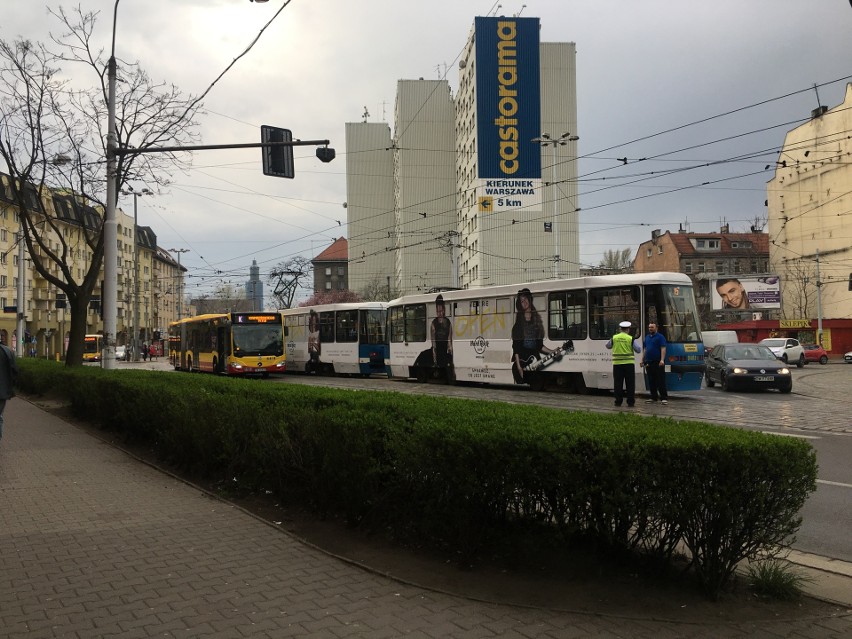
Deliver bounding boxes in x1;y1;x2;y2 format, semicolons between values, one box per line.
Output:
216;326;228;373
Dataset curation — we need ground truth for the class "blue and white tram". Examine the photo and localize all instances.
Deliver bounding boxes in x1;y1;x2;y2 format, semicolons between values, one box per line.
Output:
387;273;705;392
281;302;389;376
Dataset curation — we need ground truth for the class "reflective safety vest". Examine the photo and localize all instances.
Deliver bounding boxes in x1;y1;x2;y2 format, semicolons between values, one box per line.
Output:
611;332;635;365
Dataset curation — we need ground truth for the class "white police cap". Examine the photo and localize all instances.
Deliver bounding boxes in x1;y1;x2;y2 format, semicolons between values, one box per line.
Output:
619;321;632;328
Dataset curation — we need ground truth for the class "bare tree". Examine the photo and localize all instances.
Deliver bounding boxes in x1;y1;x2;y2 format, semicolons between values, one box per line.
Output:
0;7;201;365
598;248;634;272
781;260;816;319
268;256;312;309
359;275;394;301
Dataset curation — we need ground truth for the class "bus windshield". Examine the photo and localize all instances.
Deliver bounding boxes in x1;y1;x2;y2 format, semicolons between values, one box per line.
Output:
232;324;284;357
645;284;701;342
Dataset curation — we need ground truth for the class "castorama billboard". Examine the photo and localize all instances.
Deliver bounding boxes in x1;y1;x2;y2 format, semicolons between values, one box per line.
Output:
475;16;542;214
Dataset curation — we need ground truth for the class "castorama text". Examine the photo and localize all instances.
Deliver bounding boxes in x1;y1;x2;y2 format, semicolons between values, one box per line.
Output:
475;16;541;213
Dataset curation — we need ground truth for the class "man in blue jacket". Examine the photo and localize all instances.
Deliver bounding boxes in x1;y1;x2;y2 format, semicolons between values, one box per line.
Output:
642;322;668;405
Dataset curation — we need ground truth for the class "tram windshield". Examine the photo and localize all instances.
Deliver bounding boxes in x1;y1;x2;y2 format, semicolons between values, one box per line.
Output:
644;283;701;342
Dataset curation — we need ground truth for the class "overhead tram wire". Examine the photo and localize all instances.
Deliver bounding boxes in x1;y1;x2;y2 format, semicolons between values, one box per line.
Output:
179;69;852;291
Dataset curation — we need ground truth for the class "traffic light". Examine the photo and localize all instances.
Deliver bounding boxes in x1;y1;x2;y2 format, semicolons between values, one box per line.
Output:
261;125;294;178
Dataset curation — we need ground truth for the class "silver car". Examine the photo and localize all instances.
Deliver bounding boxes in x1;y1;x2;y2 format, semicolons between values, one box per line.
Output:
758;337;805;368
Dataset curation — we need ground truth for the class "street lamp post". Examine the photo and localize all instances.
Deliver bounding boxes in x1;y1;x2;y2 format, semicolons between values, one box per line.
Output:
121;188;152;361
531;132;579;279
16;231;26;358
102;0;121;369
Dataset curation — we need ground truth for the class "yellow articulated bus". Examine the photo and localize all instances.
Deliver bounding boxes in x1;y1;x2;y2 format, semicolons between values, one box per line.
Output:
83;334;103;362
168;312;287;377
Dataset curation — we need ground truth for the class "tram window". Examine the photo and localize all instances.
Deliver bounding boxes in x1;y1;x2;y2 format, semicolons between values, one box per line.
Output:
589;286;640;339
405;304;427;342
548;290;587;340
336;310;358;342
389;307;405;343
319;312;335;343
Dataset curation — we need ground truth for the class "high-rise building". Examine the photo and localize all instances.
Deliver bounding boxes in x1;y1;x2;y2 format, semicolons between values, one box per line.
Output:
345;122;395;297
245;259;264;312
345;16;578;295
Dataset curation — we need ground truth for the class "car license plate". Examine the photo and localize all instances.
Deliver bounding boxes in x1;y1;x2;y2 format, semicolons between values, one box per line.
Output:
254;367;265;373
755;376;774;382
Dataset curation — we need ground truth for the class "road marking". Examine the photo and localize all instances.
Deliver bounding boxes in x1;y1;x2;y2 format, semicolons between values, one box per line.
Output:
760;431;820;440
817;479;852;489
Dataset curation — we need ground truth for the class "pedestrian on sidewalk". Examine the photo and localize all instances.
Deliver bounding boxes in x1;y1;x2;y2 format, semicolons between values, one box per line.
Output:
642;322;668;405
0;341;19;443
606;321;640;407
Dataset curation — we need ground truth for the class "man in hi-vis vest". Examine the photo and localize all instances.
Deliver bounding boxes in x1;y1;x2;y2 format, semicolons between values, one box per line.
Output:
605;320;640;407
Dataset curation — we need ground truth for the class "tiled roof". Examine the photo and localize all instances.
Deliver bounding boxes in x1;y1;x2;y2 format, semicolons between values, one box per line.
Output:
313;237;348;262
665;231;769;255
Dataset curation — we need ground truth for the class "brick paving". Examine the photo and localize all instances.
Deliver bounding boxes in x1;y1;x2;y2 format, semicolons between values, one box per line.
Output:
2;388;852;637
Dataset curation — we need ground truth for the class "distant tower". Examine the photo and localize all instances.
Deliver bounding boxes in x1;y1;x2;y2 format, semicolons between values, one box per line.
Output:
245;259;264;311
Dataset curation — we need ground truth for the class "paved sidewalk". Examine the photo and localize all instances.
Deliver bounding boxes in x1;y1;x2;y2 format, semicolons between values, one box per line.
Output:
2;397;851;638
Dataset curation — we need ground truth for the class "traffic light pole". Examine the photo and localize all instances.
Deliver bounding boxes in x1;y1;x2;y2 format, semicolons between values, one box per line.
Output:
113;139;331;156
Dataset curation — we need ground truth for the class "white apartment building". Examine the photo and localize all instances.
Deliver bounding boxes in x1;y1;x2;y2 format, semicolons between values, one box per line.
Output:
767;83;852;325
345;16;579;295
345;122;396;296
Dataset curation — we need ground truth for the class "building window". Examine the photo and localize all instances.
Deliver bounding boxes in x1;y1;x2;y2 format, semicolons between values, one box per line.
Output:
325;281;331;290
697;262;705;272
646;248;652;258
684;263;692;274
325;267;331;276
337;266;345;276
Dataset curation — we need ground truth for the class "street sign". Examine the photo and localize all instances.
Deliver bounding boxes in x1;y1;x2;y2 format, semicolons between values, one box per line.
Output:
3;306;16;313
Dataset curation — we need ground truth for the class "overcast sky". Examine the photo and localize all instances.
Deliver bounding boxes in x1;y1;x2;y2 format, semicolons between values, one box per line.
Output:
4;0;852;301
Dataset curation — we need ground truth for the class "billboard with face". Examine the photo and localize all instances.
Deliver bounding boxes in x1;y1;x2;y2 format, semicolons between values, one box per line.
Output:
711;276;781;311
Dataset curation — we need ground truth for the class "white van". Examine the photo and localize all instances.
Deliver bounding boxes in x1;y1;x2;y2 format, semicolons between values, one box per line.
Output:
701;330;739;352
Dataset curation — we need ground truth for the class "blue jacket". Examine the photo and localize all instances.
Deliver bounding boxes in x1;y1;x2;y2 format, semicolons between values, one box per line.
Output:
643;332;668;362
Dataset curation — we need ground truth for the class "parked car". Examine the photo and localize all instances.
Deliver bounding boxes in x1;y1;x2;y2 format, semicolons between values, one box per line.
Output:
845;351;852;364
115;345;127;360
802;344;829;365
758;337;806;367
705;343;792;393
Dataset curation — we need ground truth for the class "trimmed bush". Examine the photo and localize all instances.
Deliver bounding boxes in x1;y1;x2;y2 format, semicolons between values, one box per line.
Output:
16;359;817;598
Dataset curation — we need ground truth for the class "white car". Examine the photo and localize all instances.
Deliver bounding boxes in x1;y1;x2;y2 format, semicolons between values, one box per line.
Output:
758;337;805;368
115;345;127;360
845;351;852;364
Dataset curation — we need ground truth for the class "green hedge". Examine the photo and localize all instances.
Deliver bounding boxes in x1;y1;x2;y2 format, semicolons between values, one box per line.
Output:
17;359;817;597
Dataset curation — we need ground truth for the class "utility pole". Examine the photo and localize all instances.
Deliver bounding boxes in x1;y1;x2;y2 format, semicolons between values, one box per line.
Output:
816;249;823;345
